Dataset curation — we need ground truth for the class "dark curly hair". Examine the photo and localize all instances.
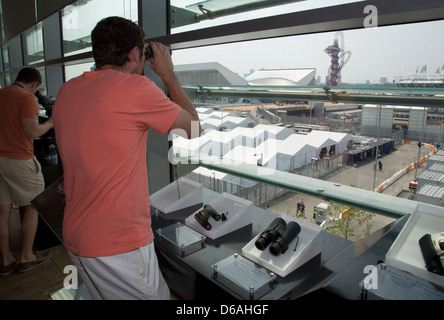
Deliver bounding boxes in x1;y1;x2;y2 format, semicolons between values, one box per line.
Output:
91;16;145;68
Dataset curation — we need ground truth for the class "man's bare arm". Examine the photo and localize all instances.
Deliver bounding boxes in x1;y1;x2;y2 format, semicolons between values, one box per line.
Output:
148;42;202;139
22;117;54;139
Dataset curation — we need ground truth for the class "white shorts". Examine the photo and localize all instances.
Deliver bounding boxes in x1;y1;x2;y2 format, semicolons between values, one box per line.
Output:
68;242;170;300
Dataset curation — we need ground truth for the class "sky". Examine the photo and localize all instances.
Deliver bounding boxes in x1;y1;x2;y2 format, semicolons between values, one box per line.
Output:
170;0;444;84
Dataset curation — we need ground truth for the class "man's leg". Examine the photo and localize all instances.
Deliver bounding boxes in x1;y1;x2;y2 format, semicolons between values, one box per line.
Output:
67;251;103;300
14;205;52;272
0;204;14;266
18;205;38;262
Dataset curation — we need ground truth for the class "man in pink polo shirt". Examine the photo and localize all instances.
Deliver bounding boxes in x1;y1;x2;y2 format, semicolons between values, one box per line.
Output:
53;16;201;300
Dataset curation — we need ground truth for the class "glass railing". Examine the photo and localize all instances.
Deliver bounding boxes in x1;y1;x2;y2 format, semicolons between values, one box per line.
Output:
175;154;419;219
183;84;444;108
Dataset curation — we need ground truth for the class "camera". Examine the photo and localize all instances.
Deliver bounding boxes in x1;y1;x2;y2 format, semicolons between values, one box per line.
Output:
255;218;301;256
419;231;444;275
35;91;56;117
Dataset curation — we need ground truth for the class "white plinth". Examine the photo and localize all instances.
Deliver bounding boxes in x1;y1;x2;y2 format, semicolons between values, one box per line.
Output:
386;203;444;288
150;177;203;214
242;214;323;278
185;193;252;240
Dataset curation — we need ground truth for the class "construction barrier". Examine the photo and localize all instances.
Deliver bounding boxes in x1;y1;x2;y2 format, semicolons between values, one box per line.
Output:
374;141;437;193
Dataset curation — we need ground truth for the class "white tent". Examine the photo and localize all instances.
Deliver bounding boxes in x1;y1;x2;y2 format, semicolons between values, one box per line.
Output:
196;107;214;114
201;115;254;131
171;134;210;162
198;130;235;157
201;118;226;131
189;166;257;194
276;134;318;170
223;139;283;170
254;124;294;140
172;122;352;172
306;130;351;154
223;145;258;166
229;126;291;148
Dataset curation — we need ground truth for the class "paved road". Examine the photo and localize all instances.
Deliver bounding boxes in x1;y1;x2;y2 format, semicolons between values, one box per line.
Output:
267;143;429;238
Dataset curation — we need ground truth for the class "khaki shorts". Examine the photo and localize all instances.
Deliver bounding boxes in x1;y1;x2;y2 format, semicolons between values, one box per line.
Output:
0;156;45;206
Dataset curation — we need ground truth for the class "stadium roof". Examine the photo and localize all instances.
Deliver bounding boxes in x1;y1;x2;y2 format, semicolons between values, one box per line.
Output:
175;62;248;85
245;68;316;86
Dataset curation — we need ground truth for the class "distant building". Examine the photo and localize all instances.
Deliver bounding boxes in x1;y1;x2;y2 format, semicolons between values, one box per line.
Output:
395;77;444;88
395;65;444;88
245;68;316;86
175;62;248;86
361;104;444;143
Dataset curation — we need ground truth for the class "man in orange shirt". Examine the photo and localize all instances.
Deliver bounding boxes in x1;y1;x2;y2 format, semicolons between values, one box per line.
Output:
0;67;54;276
53;17;201;299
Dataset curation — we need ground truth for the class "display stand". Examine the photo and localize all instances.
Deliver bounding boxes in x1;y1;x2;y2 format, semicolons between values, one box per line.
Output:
155;222;206;257
185;193;253;240
150;177;203;214
358;263;444;300
211;253;276;300
385;203;444;288
242;214;323;278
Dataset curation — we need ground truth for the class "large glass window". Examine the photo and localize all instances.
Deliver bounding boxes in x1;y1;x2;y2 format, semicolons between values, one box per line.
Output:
62;0;138;57
37;67;47;94
65;61;95;81
2;44;9;71
172;20;444;86
0;0;440;244
0;0;4;41
169;16;444;234
23;23;44;66
171;0;365;33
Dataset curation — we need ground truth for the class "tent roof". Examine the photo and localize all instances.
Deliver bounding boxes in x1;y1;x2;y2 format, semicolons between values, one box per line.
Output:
245;68;316;86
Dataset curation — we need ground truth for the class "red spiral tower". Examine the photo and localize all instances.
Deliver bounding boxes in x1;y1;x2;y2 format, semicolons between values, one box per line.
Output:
325;32;351;86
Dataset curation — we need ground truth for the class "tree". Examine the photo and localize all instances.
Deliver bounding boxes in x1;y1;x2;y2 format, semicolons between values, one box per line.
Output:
323;202;375;241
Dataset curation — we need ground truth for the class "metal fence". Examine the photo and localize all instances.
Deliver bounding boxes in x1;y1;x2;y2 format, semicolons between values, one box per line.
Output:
185;151;348;208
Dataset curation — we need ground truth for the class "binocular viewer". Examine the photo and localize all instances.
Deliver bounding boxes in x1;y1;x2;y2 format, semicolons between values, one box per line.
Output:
255;217;301;256
195;204;228;231
35;91;56;117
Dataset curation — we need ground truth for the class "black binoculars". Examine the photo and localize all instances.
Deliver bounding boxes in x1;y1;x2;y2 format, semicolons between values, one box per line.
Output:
195;204;227;231
145;45;172;59
145;45;154;59
255;218;301;256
